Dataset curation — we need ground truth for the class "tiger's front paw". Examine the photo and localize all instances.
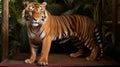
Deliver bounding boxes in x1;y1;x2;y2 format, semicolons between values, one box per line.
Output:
25;58;35;64
37;59;48;66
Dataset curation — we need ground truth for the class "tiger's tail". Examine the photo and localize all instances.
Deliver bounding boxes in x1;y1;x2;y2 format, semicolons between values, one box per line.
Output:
94;26;103;60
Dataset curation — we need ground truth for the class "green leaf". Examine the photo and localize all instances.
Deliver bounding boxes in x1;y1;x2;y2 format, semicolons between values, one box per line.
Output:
84;4;92;10
62;9;75;15
105;32;112;37
17;18;26;26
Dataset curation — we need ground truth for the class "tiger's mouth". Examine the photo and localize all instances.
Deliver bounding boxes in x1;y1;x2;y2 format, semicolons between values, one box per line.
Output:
32;23;39;27
32;19;44;27
31;19;39;26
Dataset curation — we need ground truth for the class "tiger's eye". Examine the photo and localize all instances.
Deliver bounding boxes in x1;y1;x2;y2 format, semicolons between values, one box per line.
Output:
29;6;34;11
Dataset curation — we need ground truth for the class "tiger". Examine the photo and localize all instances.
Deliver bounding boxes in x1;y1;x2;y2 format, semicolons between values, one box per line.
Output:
22;1;103;66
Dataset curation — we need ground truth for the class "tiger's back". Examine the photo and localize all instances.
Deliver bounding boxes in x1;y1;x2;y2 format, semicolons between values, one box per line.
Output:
41;14;96;40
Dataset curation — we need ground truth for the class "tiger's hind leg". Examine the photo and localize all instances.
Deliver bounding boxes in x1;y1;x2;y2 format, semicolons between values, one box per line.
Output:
70;44;90;58
84;38;99;61
86;46;99;61
70;49;84;58
69;38;85;58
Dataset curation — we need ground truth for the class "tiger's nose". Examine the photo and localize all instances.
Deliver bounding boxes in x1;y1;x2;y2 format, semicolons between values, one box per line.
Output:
33;18;39;22
33;18;38;21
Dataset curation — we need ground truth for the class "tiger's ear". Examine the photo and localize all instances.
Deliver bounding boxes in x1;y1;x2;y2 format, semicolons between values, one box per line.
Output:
23;1;30;7
42;2;47;6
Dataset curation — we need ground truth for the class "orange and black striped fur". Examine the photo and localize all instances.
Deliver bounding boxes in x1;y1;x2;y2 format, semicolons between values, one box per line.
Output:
22;1;103;66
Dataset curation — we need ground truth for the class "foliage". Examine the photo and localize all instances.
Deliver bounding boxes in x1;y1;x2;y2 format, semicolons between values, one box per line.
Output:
9;0;29;54
62;0;100;18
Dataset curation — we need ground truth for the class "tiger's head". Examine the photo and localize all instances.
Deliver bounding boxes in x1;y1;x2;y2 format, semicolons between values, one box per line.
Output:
22;1;47;27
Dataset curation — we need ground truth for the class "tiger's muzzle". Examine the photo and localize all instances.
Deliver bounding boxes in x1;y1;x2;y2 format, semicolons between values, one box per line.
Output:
31;14;46;27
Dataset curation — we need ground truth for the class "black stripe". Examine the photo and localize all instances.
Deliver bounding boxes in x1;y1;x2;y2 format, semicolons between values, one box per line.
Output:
68;16;76;32
63;16;73;35
75;15;80;33
61;16;70;35
59;16;67;37
56;16;63;39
